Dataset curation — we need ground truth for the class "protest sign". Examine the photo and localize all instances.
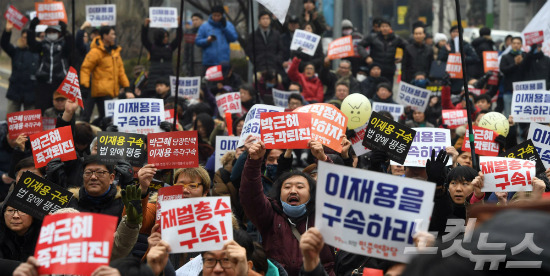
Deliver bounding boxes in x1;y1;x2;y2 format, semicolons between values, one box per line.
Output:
260;112;312;149
148;131;198;169
483;51;499;73
272;89;296;108
113;99;165;134
4;5;28;30
30;126;76;168
205;65;223;81
461;126;500;156
445;53;463;79
256;0;290;24
57;66;84;108
442;109;468;129
237;104;285;147
488;71;499;86
42;118;57;131
155;185;186;232
468;88;488;96
161;197;233;253
216;92;242;115
396;82;430;112
215;136;240;171
511;90;550;123
327;35;354;60
149;7;178;28
6;171;72;220
7;109;42;139
294;103;347;152
524;30;544;46
85;4;116;26
104;99;116;117
371;102;403;122
170;76;201;99
499;139;546;174
362;111;416;165
390;128;451;167
350;125;370;156
96;132;147;167
290;29;321;56
315;162;435;263
35;1;67;25
165;109;175;122
527;122;550;169
479;156;536;192
35;213;118;275
513;80;546;91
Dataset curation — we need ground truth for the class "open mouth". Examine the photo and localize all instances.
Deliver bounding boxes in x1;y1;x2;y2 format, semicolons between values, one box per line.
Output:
287;196;300;206
352;117;360;122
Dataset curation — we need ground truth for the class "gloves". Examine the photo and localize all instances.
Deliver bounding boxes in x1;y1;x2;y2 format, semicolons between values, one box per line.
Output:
105;124;118;132
30;17;40;30
121;185;143;226
45;158;67;188
369;149;388;172
426;149;450;186
114;161;134;189
159;121;173;132
220;17;227;27
59;21;67;34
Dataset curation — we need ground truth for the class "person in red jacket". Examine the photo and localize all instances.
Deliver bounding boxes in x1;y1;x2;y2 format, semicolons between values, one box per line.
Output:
287;56;324;103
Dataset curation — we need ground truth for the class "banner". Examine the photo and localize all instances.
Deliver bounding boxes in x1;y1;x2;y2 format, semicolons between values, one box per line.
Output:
371;102;403;122
96;132;147;167
294;103;348;152
155;185;186;233
524;30;544;46
527;122;550;169
35;213;118;275
6;171;72;220
42;118;57;131
479;156;536;192
499;139;546;175
483;51;499;73
7;109;42;139
272;89;295;108
215;136;240;171
445;53;463;79
390;128;451;167
104;99;116;117
237;104;285;147
362;111;416;165
513;80;546;91
327;35;354;60
290;29;321;56
350;125;370;157
396;82;430;112
256;0;290;24
442;109;468;129
461;126;499;156
35;1;67;25
205;65;223;81
216;92;242;115
260;112;312;149
148;131;198;169
85;4;116;26
56;67;84;109
511;90;550;123
315;162;435;263
113;99;165;134
30;126;76;168
165;109;175;122
149;7;178;28
4;5;28;30
161;197;233;253
170;76;200;99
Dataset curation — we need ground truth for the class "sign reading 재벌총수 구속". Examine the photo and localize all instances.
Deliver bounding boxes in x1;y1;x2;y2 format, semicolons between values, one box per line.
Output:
85;4;116;26
30;126;77;168
327;35;354;60
390;128;452;167
461;126;500;156
479;156;536;192
442;109;468;129
35;1;67;25
34;213;118;275
215;136;240;171
445;53;463;79
4;5;28;30
161;196;233;253
294;103;348;153
527;122;550;169
6;171;73;220
170;76;200;99
113;99;165;135
513;79;546;91
396;82;430;112
149;7;178;28
148;131;198;169
56;66;84;109
260;112;312;149
499;139;546;175
371;102;403;122
7;109;42;139
511;90;550;123
362;111;416;165
315;162;435;263
96;132;147;167
290;29;321;56
237;104;285;147
216;92;242;115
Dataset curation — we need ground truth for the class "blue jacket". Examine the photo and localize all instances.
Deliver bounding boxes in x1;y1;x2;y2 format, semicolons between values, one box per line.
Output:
195;16;239;66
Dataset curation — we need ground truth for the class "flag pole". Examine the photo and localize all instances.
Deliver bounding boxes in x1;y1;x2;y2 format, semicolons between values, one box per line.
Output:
172;0;185;131
249;0;261;103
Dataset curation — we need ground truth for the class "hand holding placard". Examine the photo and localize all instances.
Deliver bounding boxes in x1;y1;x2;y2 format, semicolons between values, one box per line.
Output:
300;228;324;272
248;141;266;160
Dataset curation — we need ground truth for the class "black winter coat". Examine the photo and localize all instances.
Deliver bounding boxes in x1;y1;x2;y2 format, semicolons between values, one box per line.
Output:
71;184;124;223
358;32;408;77
245;28;284;72
358;76;390;99
1;31;38;104
0;201;41;262
28;29;71;84
522;51;550;89
470;36;497;79
499;51;526;92
402;42;433;83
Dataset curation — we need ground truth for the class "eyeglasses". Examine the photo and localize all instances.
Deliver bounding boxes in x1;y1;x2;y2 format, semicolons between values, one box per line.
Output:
83;170;110;178
174;182;201;190
203;257;232;268
5;209;27;216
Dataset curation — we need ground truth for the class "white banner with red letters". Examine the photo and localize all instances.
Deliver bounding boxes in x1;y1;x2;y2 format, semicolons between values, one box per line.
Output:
480;156;536;192
216;92;242;115
350;125;370;156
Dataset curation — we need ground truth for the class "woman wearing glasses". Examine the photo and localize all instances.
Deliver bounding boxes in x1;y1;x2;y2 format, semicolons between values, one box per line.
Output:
0;204;41;262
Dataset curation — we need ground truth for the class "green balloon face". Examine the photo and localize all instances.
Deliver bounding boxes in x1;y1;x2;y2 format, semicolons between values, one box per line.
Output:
341;94;372;129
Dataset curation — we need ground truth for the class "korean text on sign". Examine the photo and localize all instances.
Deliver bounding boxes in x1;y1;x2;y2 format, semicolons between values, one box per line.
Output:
97;132;147;167
396;82;430;112
511;90;550;123
57;66;84;108
362;111;416;165
170;76;201;99
104;99;116;117
161;197;233;253
294;103;348;152
442;109;468;129
215;136;240;171
290;29;321;56
30;126;76;168
390;128;451;167
527;122;550;169
371;102;403;122
205;65;223;81
216;92;242;115
7;109;42;139
237;104;285;147
513;80;546;91
4;5;28;30
499;139;546;175
446;53;463;79
272;89;296;108
260;112;312;149
327;35;354;60
461;126;499;156
35;213;118;276
113;99;165;134
148;131;198;169
480;156;536;192
6;171;73;220
85;4;116;26
35;1;67;25
524;30;544;46
315;162;435;263
483;51;499;73
149;7;178;28
155;185;186;233
350;125;370;157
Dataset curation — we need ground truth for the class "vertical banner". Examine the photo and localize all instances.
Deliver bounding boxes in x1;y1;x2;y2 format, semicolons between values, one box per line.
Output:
7;109;42;139
294;103;348;152
149;7;178;28
237;104;285;147
483;51;499;73
441;109;468;129
35;1;67;25
389;128;451;167
113;99;165;134
4;5;28;30
272;89;295;108
327;35;354;60
260;112;312;149
214;136;240;171
371;102;404;122
511;90;550;123
30;126;77;168
216;92;242;115
527;122;550;169
170;76;201;99
56;67;84;109
148;131;199;169
85;4;116;26
290;29;321;56
396;82;430;112
461;126;500;156
479;156;536;192
96;132;147;167
445;53;463;79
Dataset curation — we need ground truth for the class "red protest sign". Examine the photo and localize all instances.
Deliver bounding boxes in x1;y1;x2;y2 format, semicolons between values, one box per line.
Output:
294;103;347;152
148;131;199;169
205;65;223;81
4;5;28;30
260;112;312;149
446;53;463;79
216;92;242;114
525;30;544;46
442;109;468;129
57;66;84;108
483;51;499;73
30;126;76;168
164;109;175;122
35;1;68;26
461;126;499;156
327;35;354;60
35;213;117;276
7;109;42;139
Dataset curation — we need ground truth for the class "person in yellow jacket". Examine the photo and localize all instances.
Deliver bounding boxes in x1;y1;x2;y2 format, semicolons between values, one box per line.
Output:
80;26;130;118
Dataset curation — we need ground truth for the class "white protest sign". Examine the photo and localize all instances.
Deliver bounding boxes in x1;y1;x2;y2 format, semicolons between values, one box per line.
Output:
216;92;242;115
170;76;201;99
104;99;116;117
290;29;321;56
237;104;285;147
350;124;370;156
86;5;116;26
315;162;435;263
390;128;451;167
513;80;546;91
256;0;290;24
215;136;240;171
527;122;550;169
113;99;165;134
511;90;550;123
272;89;296;108
371;102;404;121
479;156;536;192
149;7;178;28
396;82;430;112
28;11;48;33
161;197;233;253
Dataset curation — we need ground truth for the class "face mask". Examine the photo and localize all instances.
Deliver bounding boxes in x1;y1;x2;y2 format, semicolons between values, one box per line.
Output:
265;164;277;180
356;74;367;82
266;82;276;89
281;199;309;218
412;79;428;88
342;29;352;36
46;33;59;41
